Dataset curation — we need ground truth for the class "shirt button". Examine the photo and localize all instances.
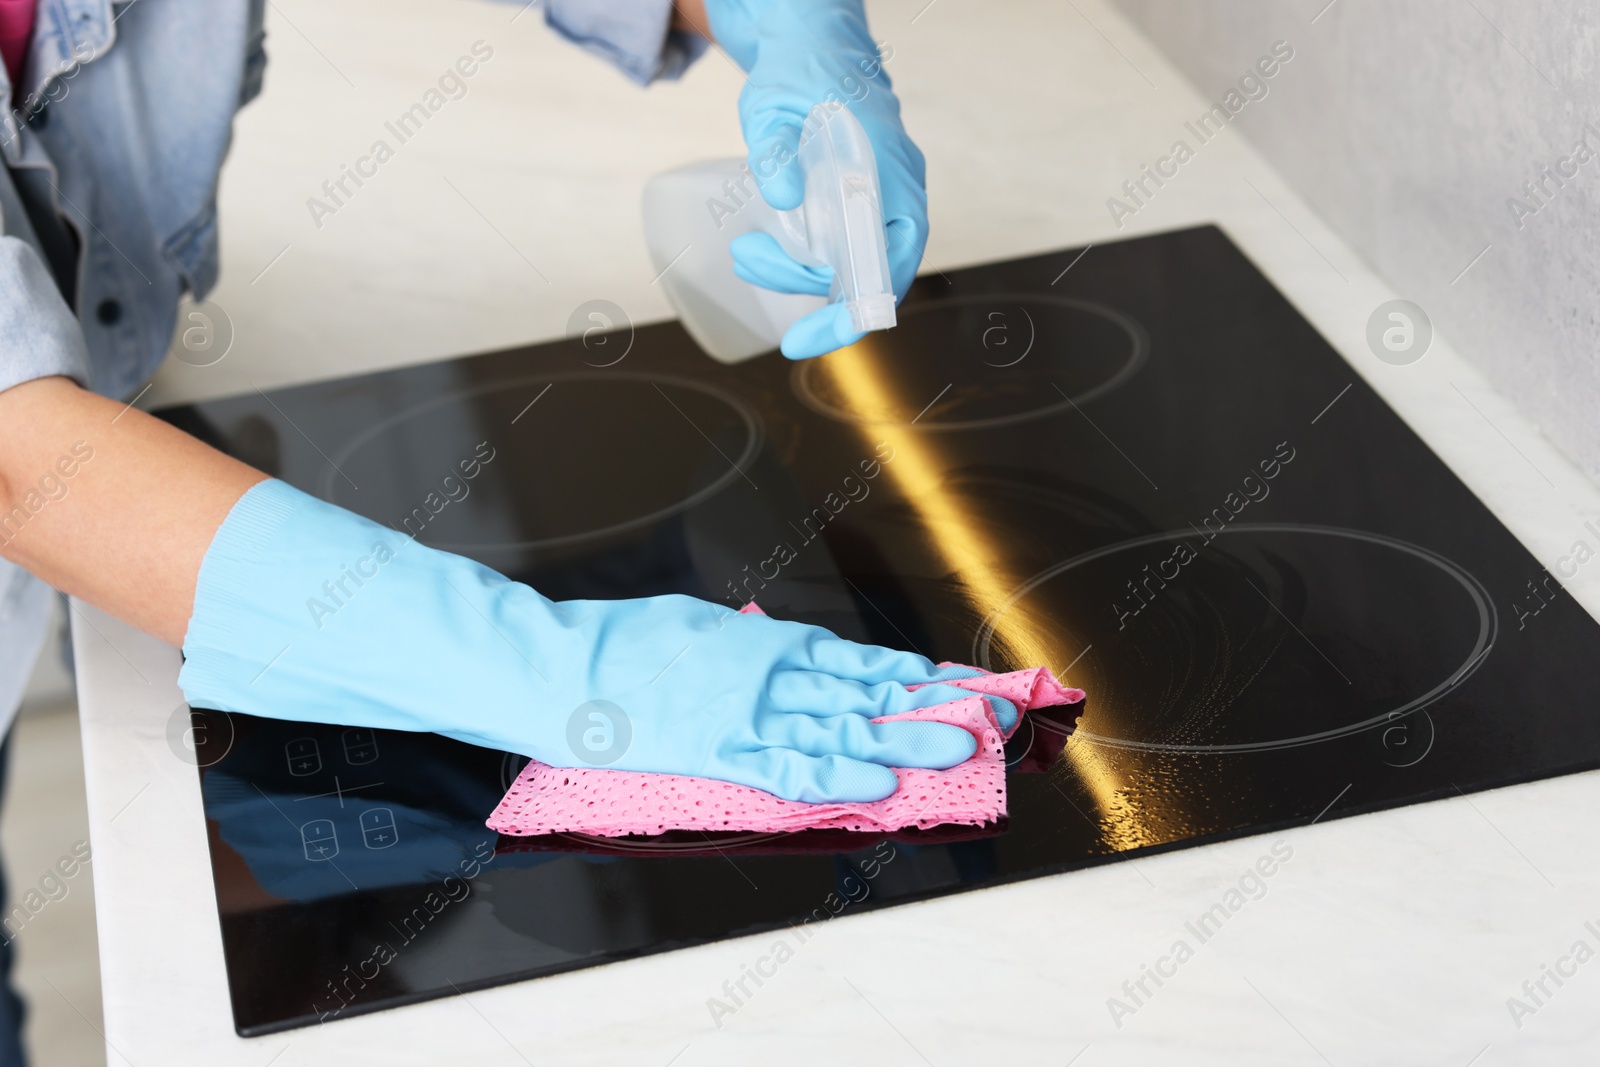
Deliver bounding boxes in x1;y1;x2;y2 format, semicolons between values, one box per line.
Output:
96;299;122;325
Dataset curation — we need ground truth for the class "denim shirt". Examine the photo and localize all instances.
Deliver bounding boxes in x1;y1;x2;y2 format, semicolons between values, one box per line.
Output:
0;0;703;728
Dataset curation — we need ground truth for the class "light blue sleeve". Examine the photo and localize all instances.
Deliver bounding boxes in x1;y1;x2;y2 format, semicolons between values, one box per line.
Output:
1;149;90;392
0;235;91;394
543;0;710;85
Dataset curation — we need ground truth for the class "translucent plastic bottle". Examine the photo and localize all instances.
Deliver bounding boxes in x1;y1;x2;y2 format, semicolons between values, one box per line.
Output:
642;102;897;363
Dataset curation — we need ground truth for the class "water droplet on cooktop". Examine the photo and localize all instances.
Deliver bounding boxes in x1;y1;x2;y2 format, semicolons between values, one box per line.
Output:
791;294;1146;431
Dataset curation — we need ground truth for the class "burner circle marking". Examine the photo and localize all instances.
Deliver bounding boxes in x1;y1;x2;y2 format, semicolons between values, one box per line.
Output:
791;294;1148;432
972;523;1496;754
323;371;762;551
554;831;789;854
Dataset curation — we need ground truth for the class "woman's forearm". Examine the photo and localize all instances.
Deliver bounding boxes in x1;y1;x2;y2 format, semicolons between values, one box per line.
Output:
0;376;266;646
671;0;711;37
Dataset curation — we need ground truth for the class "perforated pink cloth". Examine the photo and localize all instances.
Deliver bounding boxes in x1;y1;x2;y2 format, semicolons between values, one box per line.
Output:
487;607;1084;837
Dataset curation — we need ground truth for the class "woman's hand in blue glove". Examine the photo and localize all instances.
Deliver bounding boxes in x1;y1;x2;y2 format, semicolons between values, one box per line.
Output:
705;0;928;360
179;482;1008;804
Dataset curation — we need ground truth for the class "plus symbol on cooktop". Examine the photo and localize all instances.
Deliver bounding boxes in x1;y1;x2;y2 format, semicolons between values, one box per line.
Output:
285;738;322;776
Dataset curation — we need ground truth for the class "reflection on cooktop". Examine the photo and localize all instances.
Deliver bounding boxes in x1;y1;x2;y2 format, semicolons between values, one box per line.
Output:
977;523;1494;754
162;226;1600;1036
791;294;1147;430
323;372;761;554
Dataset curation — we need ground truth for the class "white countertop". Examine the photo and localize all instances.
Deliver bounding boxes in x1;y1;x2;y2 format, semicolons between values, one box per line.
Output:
76;0;1600;1063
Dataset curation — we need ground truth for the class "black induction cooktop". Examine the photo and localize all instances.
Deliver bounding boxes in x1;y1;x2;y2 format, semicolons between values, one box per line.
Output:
162;225;1600;1036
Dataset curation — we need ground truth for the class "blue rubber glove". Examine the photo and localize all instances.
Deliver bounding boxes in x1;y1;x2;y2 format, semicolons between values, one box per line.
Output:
179;481;1011;804
706;0;928;360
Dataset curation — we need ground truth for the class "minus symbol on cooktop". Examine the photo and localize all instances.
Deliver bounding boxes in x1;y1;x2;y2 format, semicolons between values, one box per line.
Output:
511;383;553;424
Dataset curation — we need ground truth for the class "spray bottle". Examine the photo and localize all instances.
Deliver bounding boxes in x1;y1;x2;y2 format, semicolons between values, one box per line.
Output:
642;102;897;363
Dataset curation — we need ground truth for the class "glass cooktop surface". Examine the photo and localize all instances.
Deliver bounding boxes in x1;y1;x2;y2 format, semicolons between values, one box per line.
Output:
160;226;1600;1035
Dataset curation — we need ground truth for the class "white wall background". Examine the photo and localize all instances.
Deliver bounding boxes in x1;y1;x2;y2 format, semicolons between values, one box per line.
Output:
1111;0;1600;483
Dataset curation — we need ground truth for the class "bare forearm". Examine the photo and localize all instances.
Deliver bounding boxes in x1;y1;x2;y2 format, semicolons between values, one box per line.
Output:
671;0;711;37
0;376;266;646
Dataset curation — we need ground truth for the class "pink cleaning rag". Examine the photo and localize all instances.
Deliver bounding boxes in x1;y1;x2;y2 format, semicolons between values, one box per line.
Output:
487;607;1084;838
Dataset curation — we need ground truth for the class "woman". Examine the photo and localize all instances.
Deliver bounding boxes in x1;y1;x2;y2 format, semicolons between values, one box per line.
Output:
0;1;1010;1060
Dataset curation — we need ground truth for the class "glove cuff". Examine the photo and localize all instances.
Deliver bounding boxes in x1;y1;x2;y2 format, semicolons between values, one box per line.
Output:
178;479;354;712
178;478;564;757
181;478;306;670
